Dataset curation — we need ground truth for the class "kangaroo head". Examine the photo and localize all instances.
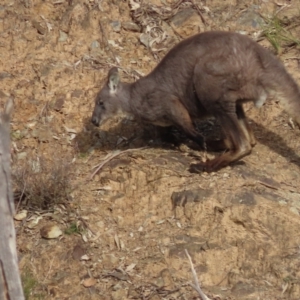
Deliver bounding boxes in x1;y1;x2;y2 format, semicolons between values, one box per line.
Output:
91;67;122;127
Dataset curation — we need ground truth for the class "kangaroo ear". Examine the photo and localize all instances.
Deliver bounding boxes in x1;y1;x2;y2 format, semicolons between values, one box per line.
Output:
107;67;119;92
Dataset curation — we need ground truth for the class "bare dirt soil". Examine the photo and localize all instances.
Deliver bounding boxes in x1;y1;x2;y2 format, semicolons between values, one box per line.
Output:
1;0;300;299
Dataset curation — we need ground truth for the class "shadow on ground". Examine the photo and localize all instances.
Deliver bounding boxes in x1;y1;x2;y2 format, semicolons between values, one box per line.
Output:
74;113;300;171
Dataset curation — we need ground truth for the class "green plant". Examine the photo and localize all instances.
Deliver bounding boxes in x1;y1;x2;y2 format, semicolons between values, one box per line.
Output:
262;15;300;54
64;222;83;235
22;269;37;300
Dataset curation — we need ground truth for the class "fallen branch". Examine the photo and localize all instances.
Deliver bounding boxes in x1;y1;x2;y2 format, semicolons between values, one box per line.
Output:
185;249;211;300
90;147;147;180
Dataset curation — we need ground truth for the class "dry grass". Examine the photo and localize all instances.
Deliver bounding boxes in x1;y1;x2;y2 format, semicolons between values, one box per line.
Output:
12;155;73;211
262;15;300;54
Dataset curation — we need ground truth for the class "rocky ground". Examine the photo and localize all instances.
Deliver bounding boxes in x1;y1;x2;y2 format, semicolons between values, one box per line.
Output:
1;0;300;299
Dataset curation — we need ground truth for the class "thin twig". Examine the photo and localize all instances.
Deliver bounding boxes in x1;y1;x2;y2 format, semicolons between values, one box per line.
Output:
190;0;208;26
185;249;211;300
99;20;119;65
16;181;26;213
89;147;147;179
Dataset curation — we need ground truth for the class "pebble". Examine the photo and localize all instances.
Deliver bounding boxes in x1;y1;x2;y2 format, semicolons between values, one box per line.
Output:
58;30;68;42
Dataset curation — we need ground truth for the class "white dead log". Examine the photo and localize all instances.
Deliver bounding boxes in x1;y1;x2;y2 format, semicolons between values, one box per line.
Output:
0;98;24;300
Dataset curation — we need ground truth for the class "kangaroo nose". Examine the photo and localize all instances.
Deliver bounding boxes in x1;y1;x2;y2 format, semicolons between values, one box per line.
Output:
91;116;100;127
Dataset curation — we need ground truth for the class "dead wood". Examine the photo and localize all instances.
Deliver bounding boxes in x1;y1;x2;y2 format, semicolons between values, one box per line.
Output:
0;98;24;300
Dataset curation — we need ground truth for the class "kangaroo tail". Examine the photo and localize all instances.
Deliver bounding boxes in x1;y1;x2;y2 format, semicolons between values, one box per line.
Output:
260;57;300;126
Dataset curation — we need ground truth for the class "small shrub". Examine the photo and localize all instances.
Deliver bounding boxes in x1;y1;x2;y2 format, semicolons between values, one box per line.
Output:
12;155;73;210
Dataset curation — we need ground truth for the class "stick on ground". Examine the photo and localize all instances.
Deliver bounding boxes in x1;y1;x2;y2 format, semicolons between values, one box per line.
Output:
90;147;147;180
185;249;211;300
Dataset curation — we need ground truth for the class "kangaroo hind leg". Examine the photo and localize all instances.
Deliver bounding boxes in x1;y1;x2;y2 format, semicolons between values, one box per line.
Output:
236;103;256;147
190;102;253;173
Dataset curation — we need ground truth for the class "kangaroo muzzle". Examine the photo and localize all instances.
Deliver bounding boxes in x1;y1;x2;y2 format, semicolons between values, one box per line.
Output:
91;116;100;127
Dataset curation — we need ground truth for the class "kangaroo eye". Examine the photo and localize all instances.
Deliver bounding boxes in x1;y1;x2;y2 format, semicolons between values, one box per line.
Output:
98;101;104;107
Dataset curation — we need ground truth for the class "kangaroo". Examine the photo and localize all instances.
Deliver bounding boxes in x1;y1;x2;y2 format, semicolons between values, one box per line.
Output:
91;31;300;172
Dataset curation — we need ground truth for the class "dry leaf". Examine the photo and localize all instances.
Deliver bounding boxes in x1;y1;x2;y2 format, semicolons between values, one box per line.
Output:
82;277;97;287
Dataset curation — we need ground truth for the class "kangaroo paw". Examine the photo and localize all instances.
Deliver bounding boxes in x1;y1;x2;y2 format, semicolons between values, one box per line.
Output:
189;158;228;173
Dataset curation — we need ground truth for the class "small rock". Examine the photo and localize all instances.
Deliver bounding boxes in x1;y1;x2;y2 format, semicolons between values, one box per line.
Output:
111;20;121;32
14;210;28;221
40;224;63;239
32;20;47;35
90;40;100;50
122;21;141;32
82;277;97;288
58;30;68;42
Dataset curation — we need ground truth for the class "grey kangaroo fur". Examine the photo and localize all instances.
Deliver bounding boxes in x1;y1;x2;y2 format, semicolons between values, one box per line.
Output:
91;31;300;172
